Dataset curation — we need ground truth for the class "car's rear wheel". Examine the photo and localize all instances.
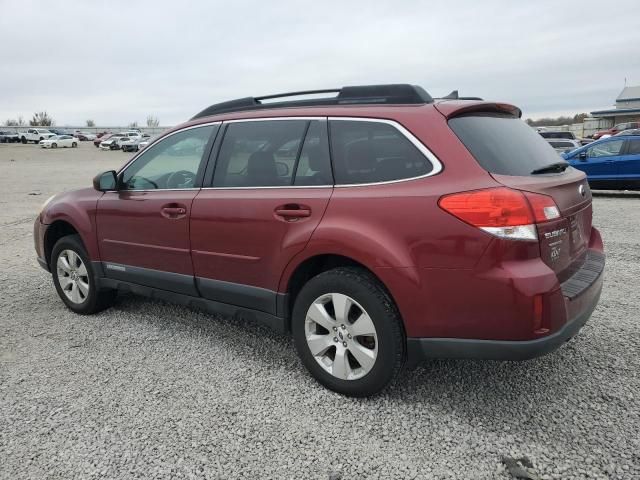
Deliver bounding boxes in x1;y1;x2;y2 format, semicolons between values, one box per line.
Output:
51;235;116;314
292;267;405;397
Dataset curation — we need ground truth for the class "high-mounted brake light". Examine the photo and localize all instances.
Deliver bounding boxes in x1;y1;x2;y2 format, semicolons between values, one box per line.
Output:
438;187;560;241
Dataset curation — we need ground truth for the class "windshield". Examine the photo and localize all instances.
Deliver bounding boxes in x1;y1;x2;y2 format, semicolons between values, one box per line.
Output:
449;114;564;176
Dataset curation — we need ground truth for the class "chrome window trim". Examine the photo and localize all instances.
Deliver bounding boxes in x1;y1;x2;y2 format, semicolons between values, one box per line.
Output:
117;121;222;176
115;116;442;191
328;116;443;188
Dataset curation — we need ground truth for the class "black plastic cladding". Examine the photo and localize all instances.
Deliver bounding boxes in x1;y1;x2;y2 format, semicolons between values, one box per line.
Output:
190;84;434;120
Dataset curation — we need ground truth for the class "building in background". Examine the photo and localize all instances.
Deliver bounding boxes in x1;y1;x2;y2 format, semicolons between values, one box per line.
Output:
590;85;640;126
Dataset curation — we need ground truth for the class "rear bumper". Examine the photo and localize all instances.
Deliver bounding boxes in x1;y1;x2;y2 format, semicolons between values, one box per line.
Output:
406;270;603;364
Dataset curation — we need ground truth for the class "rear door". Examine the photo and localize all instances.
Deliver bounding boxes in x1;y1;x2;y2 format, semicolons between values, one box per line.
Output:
616;138;640;182
190;118;333;315
96;124;219;295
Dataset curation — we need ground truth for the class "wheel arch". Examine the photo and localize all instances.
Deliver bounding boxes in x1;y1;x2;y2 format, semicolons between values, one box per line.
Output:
281;252;402;331
44;220;81;267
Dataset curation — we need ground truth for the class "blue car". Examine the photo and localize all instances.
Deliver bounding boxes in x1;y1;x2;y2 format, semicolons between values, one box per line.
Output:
562;135;640;190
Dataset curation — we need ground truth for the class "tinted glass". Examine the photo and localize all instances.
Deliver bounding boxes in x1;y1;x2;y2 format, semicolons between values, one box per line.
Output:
587;140;624;158
626;139;640;155
449;114;562;176
213;120;307;187
540;131;573;139
329;120;431;185
549;141;573;148
293;121;332;185
122;125;216;190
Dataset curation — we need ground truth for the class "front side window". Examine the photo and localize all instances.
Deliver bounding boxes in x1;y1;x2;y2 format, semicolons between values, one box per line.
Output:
329;120;432;185
587;139;624;158
213;120;309;187
121;124;217;190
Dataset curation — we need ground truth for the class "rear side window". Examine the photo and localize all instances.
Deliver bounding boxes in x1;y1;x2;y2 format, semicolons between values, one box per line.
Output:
213;120;331;187
449;114;562;176
329;120;432;185
627;139;640;155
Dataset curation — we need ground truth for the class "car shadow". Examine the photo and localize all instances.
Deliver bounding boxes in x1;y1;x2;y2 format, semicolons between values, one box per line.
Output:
107;292;598;422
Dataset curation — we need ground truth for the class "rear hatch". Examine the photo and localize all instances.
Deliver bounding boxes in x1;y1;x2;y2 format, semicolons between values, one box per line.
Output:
445;109;592;281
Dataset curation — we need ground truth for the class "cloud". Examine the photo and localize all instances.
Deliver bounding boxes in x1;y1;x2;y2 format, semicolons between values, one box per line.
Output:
1;0;638;125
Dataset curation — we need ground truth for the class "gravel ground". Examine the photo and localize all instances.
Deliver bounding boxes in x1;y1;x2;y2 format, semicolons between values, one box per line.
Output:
1;142;639;479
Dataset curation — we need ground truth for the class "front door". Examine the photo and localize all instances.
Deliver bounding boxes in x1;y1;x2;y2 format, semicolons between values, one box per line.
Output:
96;124;219;295
575;138;625;180
190;119;333;315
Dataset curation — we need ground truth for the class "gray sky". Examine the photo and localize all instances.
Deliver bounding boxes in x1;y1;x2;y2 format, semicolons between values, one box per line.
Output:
1;0;639;126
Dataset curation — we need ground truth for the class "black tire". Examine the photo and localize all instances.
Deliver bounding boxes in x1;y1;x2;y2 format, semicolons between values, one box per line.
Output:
21;136;27;144
292;267;405;397
51;143;57;148
51;234;116;314
72;142;77;148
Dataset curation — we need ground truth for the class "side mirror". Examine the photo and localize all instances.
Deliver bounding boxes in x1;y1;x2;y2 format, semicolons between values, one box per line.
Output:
93;170;118;191
578;151;588;161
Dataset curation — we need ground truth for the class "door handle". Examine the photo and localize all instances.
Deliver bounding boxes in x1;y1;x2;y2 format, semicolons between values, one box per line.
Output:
161;204;187;219
274;204;311;220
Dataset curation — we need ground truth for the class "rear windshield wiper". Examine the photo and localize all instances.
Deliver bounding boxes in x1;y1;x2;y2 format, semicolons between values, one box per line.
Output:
530;161;570;175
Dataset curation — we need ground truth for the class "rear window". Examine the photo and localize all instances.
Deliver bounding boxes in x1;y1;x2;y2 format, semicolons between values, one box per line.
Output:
449;114;562;176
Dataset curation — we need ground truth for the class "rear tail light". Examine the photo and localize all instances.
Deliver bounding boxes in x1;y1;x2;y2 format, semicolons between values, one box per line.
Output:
438;187;560;241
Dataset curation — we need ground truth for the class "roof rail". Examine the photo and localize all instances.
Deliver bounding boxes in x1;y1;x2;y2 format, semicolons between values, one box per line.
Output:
439;90;484;101
191;84;434;119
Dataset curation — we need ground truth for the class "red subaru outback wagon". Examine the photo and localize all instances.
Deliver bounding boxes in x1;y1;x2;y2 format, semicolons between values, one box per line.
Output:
34;85;604;396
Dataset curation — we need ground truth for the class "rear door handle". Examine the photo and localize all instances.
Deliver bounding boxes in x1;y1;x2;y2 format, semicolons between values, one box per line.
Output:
274;204;311;220
161;204;187;219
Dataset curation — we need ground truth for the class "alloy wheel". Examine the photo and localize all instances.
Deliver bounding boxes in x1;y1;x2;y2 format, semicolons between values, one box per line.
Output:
56;249;89;304
304;293;378;380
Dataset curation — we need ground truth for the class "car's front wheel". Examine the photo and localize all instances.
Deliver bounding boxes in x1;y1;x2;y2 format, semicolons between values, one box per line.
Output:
72;142;77;148
51;235;116;314
292;267;405;397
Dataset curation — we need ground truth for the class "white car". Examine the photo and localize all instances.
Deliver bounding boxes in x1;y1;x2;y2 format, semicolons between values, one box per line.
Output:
39;135;78;149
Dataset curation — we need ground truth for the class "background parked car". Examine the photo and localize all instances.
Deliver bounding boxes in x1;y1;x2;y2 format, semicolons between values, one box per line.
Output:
539;130;592;145
120;136;146;152
563;135;640;189
137;136;156;151
48;128;71;136
74;131;97;141
98;133;127;150
0;130;21;143
546;139;581;154
593;121;640;140
614;128;640;137
39;135;78;149
94;133;112;148
19;128;55;144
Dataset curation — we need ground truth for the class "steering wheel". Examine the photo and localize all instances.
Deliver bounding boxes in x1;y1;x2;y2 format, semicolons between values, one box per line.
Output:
130;176;158;189
166;170;196;189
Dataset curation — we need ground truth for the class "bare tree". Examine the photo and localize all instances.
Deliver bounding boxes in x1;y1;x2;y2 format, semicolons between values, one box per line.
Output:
146;115;160;127
5;116;25;126
129;121;139;129
86;119;95;127
30;111;54;126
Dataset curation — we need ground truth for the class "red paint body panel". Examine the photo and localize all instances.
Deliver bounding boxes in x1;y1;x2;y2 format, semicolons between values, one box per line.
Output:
39;188;102;260
96;190;198;275
190;187;332;289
